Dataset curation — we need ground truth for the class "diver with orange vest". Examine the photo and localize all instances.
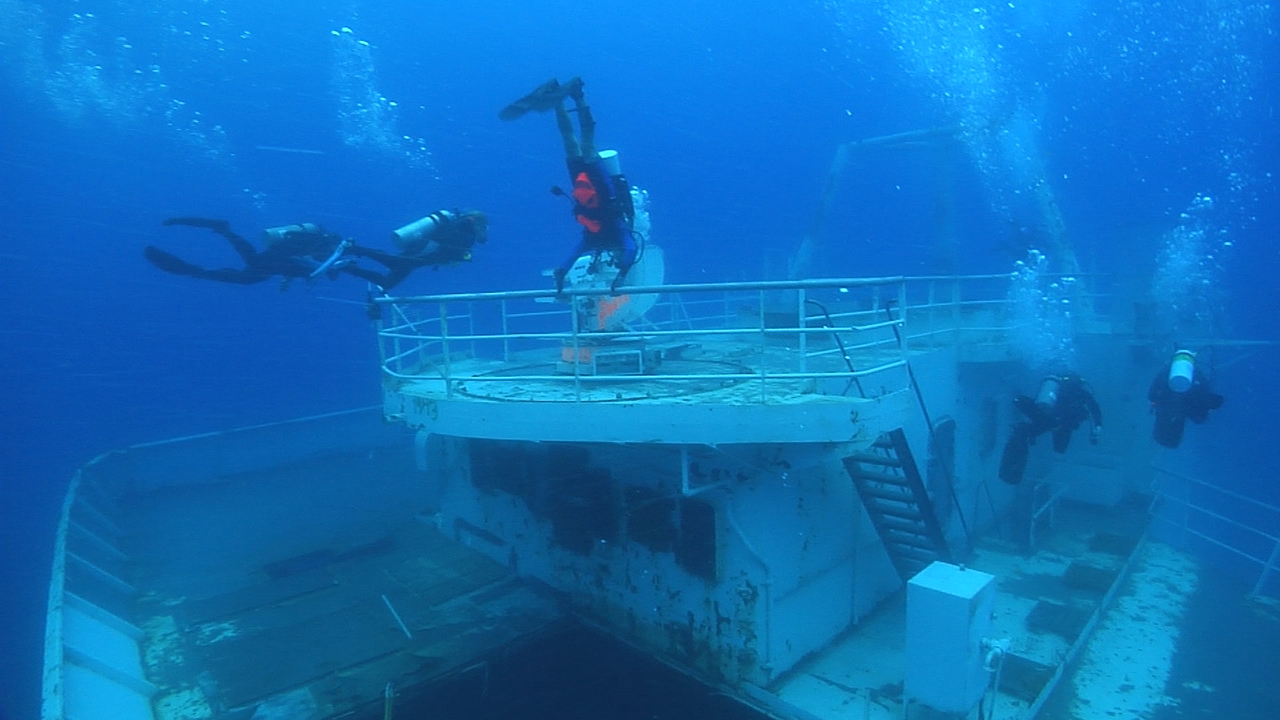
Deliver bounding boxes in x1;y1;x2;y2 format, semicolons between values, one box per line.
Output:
500;77;639;293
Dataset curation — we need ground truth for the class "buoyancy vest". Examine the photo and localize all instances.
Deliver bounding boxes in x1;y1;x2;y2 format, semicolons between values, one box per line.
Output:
570;159;634;236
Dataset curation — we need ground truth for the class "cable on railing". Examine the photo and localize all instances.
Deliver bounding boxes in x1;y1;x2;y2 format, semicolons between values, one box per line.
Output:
884;300;975;554
804;298;865;398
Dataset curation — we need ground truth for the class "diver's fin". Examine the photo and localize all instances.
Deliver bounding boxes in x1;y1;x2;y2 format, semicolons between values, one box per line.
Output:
499;78;567;121
997;430;1031;485
562;76;585;101
144;246;208;277
162;217;231;233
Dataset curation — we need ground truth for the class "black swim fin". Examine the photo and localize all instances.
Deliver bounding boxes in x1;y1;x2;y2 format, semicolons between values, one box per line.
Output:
144;245;208;277
998;430;1031;485
161;215;231;233
162;217;232;233
499;79;568;120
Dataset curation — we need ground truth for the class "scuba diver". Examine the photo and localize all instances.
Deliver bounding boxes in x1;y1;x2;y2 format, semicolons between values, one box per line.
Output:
341;209;488;291
145;217;352;289
500;77;639;293
999;373;1103;485
1148;349;1224;448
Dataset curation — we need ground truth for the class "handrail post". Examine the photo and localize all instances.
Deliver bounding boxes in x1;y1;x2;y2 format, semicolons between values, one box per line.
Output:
570;297;582;402
382;303;400;376
439;301;452;399
467;301;477;360
758;289;768;401
797;287;807;375
376;307;389;372
1253;538;1280;597
926;280;935;348
952;277;961;348
392;302;404;376
898;280;909;384
501;299;511;363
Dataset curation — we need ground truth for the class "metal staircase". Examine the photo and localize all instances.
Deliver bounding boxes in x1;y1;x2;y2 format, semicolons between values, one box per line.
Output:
844;428;952;582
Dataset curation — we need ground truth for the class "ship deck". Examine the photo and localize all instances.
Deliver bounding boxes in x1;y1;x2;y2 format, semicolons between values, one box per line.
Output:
376;277;984;445
49;414;564;720
42;276;1280;720
387;336;918;445
769;495;1154;719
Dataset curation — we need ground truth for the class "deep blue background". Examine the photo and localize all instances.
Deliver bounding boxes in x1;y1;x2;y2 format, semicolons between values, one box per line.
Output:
1;1;1276;717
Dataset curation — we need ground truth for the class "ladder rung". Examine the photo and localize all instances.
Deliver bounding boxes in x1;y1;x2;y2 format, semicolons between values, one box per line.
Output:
889;546;938;563
847;427;952;583
69;521;127;562
848;453;903;469
880;517;928;535
858;483;913;502
67;552;137;596
852;468;909;485
870;502;923;521
886;531;937;552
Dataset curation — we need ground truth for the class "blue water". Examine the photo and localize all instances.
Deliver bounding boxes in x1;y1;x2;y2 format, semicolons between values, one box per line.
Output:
0;1;1276;717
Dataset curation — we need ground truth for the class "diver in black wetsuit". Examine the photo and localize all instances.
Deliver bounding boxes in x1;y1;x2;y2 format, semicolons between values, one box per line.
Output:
145;218;351;288
340;209;488;291
999;373;1103;485
500;77;639;293
1149;352;1223;448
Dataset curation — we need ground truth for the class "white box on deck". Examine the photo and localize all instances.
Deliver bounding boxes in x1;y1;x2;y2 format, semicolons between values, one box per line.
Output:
905;561;995;713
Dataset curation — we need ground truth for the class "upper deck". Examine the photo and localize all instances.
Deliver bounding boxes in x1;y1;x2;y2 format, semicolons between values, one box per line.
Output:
376;274;1102;445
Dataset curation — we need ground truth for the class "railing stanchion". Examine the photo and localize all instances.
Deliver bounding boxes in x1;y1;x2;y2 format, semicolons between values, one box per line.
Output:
468;301;477;360
392;330;401;377
1254;540;1280;597
759;289;768;400
797;288;808;375
571;297;582;402
952;277;961;348
926;280;935;348
439;301;452;399
501;299;511;363
898;281;909;366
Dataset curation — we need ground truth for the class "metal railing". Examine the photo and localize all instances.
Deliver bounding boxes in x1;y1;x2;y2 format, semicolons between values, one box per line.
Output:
1151;466;1280;596
42;461;155;720
374;274;1095;403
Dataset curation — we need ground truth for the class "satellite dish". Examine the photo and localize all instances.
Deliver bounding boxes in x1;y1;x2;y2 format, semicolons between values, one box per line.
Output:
563;245;665;332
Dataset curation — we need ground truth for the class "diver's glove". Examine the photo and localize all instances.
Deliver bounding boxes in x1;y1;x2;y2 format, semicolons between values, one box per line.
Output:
610;266;631;294
553;267;567;295
310;239;353;279
325;258;357;280
1089;425;1102;445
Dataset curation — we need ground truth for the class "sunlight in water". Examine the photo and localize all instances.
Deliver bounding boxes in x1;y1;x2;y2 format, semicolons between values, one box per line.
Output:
330;26;434;173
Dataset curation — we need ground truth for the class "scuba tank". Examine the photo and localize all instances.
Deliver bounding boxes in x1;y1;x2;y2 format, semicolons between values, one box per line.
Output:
597;149;621;177
594;149;635;223
261;223;324;246
392;212;454;255
1035;376;1061;412
1167;349;1196;393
